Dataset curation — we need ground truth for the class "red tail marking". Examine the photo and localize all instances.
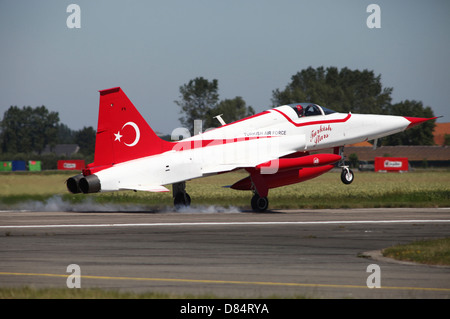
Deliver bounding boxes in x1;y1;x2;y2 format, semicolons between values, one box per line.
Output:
89;87;173;170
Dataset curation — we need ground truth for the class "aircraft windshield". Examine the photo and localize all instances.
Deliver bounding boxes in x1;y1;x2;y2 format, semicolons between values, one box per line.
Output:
321;106;336;115
289;103;336;118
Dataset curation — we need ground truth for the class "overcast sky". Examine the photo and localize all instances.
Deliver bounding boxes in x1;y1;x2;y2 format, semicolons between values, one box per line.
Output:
1;0;449;134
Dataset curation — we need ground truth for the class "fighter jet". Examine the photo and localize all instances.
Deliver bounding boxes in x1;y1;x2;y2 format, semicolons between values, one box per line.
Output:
67;87;436;212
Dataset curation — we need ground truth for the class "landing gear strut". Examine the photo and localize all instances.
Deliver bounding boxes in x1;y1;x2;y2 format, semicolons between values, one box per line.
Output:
173;181;191;209
336;146;354;185
251;193;269;212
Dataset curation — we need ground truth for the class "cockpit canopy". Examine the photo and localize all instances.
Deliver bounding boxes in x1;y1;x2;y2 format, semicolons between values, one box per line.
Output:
288;103;336;118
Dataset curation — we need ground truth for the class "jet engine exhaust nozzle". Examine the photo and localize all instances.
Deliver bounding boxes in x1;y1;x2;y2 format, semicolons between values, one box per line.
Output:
79;174;101;194
66;174;83;194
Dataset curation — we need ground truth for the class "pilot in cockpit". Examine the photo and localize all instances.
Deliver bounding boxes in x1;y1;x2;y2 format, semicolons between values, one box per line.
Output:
295;104;304;117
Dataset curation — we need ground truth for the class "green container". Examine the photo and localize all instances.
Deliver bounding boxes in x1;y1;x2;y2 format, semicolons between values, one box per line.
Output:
28;160;42;171
0;161;12;172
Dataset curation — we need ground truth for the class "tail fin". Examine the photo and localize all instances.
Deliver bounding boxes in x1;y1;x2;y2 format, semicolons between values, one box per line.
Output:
89;87;172;168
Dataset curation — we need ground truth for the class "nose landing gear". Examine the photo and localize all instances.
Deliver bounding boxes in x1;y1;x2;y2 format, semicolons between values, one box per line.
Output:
336;146;354;185
340;166;354;184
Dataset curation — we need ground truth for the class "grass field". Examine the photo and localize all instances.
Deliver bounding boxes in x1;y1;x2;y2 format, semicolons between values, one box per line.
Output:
0;169;449;209
383;238;450;266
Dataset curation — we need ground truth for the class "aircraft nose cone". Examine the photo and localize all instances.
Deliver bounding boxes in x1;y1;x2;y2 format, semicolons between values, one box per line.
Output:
404;116;437;129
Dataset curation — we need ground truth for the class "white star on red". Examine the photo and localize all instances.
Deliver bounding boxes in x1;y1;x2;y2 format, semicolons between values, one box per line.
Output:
114;131;122;142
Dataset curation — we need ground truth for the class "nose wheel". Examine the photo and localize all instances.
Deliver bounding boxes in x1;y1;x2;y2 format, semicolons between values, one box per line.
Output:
341;166;354;184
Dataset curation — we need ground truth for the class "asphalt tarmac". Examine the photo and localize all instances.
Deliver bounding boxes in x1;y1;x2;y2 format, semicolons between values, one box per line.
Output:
1;207;449;298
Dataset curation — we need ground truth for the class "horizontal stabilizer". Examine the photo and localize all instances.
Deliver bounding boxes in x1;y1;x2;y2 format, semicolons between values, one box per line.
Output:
120;185;170;193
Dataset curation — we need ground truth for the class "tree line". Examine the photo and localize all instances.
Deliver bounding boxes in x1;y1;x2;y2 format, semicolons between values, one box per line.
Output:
0;66;437;164
0;105;96;168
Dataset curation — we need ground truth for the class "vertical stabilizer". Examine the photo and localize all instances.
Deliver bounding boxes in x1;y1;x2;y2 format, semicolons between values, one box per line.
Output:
90;87;172;168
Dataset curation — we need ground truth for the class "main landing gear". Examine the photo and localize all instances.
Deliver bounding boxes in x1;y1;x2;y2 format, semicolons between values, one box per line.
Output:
172;181;191;209
251;193;269;212
248;170;270;212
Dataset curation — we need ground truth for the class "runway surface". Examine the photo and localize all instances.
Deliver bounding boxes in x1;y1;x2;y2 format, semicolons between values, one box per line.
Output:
1;207;449;298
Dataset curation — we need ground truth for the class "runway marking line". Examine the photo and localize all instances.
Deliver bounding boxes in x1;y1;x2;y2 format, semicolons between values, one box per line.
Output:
0;271;449;293
1;219;450;229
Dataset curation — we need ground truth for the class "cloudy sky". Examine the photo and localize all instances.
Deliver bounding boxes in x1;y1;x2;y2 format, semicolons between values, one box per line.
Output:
1;0;448;134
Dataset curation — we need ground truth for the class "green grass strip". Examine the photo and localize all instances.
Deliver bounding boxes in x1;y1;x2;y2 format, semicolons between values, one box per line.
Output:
383;238;450;266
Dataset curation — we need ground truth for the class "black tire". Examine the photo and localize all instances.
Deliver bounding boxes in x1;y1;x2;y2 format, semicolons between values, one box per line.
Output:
174;192;191;208
341;169;354;184
251;194;269;212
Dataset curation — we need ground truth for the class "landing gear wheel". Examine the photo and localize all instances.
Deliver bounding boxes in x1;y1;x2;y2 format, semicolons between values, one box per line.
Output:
251;194;269;212
341;168;354;185
174;192;191;209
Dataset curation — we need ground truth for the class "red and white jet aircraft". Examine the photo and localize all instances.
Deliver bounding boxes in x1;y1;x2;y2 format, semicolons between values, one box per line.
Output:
67;87;436;212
